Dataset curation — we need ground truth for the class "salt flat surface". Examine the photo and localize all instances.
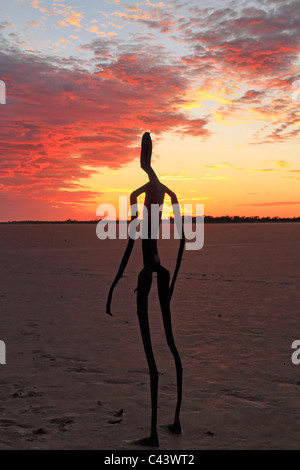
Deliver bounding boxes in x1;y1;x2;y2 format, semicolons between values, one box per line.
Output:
0;223;299;449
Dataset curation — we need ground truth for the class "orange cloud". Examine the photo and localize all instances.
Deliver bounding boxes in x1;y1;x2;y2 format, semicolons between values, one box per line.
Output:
109;22;123;29
65;10;83;28
0;45;211;219
263;160;290;168
237;202;300;207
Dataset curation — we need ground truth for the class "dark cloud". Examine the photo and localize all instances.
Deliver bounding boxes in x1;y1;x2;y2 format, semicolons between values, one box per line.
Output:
180;0;300;81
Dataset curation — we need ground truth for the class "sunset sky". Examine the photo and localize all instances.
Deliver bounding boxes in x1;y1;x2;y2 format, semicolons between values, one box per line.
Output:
0;0;299;221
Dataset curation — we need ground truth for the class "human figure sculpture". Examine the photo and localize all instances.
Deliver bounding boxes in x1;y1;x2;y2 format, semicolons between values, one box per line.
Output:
106;132;185;447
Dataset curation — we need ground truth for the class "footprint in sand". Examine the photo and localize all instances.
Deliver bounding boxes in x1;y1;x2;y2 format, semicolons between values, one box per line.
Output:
66;365;87;372
0;419;15;427
49;417;74;432
12;388;43;399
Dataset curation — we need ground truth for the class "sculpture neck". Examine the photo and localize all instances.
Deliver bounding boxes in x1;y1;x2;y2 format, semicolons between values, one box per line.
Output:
147;167;159;183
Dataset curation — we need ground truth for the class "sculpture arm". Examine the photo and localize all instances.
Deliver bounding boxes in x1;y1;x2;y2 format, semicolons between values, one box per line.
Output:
106;183;149;315
163;185;185;301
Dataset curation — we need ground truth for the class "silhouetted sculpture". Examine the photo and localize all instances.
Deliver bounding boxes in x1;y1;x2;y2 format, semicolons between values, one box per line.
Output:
106;132;185;447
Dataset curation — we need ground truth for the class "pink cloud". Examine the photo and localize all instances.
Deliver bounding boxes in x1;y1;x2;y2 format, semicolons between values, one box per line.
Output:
0;42;211;219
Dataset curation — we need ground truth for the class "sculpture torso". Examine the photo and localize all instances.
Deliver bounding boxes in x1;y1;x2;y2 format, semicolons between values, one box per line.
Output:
142;179;165;269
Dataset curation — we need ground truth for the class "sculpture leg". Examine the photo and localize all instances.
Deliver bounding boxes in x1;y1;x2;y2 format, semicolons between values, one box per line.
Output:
130;266;159;447
157;265;182;434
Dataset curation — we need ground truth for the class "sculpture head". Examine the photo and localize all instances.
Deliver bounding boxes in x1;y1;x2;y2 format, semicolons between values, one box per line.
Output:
140;132;152;173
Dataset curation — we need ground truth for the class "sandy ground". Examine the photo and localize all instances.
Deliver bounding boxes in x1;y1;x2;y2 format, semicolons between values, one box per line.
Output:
0;223;299;450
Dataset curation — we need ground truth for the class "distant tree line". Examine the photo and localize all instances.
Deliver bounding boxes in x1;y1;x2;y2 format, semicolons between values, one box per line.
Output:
198;215;300;223
1;216;300;224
